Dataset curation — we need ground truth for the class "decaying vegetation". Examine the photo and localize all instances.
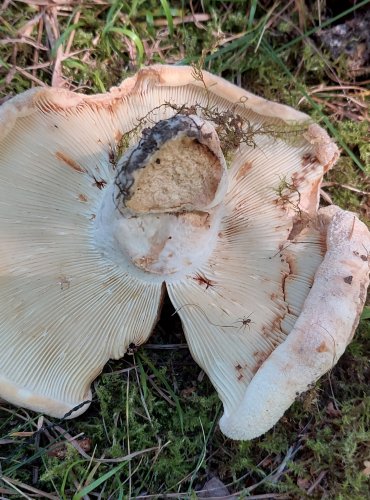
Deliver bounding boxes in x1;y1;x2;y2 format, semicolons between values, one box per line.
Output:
0;1;369;498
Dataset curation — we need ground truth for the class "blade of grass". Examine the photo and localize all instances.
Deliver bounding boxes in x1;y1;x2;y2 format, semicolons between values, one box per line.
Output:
72;460;128;500
137;356;149;400
0;477;32;499
139;351;184;434
186;408;221;494
361;306;370;320
61;459;87;500
51;23;82;58
145;10;155;37
128;0;140;18
160;0;174;38
261;40;366;171
126;370;132;499
104;0;122;30
93;71;107;93
194;1;278;68
247;0;258;30
104;27;144;65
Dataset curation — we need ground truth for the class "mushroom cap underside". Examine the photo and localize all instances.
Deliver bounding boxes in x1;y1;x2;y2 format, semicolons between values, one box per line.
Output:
0;65;368;440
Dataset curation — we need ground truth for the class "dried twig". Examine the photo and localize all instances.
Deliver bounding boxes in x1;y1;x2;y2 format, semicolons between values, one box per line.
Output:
1;475;59;499
321;182;370;196
307;470;327;495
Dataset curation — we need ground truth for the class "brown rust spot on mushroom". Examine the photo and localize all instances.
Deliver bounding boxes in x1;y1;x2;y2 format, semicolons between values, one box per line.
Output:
108;147;116;166
306;176;321;202
235;161;253;180
134;255;156;269
252;351;271;374
262;313;285;338
235;363;248;381
193;273;215;289
93;177;107;190
234;200;248;212
55;151;87;173
316;341;329;353
353;250;369;262
291;171;305;187
132;68;162;91
115;130;123;142
106;104;115;116
287;216;310;240
302;153;318;167
78;194;88;202
344;275;353;285
132;234;169;273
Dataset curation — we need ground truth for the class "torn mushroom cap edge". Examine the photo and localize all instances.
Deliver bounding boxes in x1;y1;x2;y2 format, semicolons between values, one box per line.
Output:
219;205;370;440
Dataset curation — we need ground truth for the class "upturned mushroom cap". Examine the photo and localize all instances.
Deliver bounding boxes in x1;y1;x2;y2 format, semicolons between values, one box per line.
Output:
0;65;368;438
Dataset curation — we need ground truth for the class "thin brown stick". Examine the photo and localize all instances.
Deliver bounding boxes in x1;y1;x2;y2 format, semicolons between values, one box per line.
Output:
65;9;81;54
321;182;370;196
32;15;44;82
1;475;59;499
307;470;327;495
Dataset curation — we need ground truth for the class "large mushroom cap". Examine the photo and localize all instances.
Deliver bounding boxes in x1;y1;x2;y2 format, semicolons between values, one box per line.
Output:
0;65;369;437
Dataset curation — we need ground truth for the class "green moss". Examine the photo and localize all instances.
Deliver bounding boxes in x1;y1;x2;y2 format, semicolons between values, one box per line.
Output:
336;121;370;172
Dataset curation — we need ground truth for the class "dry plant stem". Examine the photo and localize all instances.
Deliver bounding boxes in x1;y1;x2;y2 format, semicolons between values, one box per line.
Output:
154;13;210;27
65;10;81;55
32;16;44;82
321;182;370;196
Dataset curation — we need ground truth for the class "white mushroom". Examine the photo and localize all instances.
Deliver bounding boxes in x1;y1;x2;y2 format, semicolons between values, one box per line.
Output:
0;65;368;438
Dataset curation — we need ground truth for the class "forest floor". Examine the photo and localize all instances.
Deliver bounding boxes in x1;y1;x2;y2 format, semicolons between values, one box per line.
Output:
0;1;369;499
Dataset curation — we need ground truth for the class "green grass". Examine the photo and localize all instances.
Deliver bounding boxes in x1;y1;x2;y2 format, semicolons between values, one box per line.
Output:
0;0;369;498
